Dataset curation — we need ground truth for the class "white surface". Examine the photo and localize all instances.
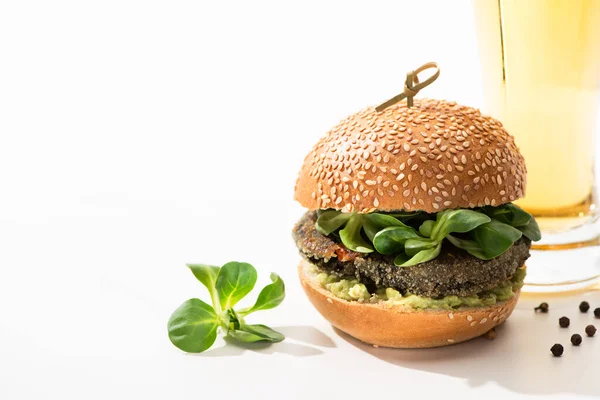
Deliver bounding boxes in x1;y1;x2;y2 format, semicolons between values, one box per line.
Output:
1;1;599;399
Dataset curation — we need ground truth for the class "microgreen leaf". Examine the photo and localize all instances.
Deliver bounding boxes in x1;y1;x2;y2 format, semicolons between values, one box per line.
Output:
479;204;541;241
388;211;425;222
229;324;285;343
447;235;489;259
394;242;442;267
473;219;522;259
167;298;219;353
187;264;220;311
418;220;435;237
215;262;257;310
227;329;265;343
430;209;491;241
240;273;285;316
363;213;412;242
517;217;542;241
315;210;352;236
339;215;373;253
481;204;531;227
365;213;410;228
404;237;438;257
372;226;421;255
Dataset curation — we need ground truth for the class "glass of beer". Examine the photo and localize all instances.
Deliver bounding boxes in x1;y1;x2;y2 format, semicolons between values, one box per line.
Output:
473;0;600;290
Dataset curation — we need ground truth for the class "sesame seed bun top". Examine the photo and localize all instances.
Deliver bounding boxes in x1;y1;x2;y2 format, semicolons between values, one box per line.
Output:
294;98;526;213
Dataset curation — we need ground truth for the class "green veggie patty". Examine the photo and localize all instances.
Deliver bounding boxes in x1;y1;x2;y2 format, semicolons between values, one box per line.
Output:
292;211;531;298
307;263;526;310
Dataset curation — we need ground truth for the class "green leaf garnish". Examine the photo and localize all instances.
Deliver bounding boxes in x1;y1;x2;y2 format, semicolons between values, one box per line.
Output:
339;214;374;253
312;203;540;267
473;219;523;258
216;262;257;310
167;298;219;353
168;261;285;353
481;203;531;226
430;209;491;241
363;213;407;242
239;273;285;316
480;203;541;241
187;264;221;312
230;324;285;343
517;217;542;241
315;210;352;235
394;242;442;267
447;235;489;259
404;237;438;257
372;225;421;254
418;220;435;237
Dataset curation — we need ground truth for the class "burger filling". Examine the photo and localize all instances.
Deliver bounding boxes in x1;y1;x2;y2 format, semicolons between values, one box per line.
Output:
292;204;540;304
306;263;525;309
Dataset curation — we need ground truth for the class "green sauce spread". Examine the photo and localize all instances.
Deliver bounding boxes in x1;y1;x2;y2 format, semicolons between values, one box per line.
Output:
312;266;525;310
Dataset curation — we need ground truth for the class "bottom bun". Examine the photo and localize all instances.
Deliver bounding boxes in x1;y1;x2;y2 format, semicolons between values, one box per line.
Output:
298;260;520;348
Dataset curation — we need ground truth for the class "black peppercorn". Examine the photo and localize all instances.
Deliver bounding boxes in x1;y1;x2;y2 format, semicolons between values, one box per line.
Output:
551;343;563;357
535;302;549;313
579;301;590;313
586;325;597;337
559;316;570;328
571;334;582;346
594;308;600;318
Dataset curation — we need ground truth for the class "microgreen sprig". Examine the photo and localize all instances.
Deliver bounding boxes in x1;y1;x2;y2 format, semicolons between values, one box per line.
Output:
168;262;285;353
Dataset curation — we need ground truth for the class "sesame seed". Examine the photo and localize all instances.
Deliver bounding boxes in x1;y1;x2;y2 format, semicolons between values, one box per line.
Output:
470;321;477;327
467;315;473;322
327;298;333;304
447;339;455;343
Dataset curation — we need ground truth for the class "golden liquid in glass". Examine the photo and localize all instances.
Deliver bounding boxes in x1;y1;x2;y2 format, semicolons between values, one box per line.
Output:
473;0;600;232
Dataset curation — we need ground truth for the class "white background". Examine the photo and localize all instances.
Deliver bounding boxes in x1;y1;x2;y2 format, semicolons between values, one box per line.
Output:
1;1;599;399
